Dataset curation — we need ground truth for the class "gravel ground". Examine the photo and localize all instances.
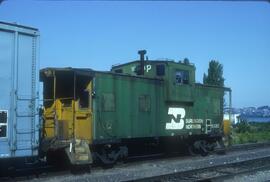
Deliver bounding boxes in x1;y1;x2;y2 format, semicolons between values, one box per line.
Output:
31;147;270;182
223;169;270;182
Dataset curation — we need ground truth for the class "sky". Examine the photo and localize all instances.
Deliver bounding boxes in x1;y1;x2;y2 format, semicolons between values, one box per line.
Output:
0;0;269;108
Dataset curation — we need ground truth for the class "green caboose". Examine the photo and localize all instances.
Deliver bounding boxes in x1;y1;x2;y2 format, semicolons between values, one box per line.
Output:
40;50;231;166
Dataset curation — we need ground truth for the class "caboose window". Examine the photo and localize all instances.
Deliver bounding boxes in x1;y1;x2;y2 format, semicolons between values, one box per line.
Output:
156;64;165;76
139;95;151;112
175;70;189;85
115;69;123;73
0;111;7;138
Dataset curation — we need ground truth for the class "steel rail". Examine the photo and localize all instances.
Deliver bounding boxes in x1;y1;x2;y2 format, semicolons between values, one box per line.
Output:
134;156;270;181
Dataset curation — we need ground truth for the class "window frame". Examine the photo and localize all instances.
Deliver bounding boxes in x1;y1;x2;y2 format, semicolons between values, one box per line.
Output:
0;110;8;138
175;69;189;85
138;95;151;112
156;64;165;76
114;69;123;73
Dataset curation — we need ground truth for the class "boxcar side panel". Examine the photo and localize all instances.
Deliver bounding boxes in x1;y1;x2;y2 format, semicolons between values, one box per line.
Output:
0;30;14;158
0;22;40;158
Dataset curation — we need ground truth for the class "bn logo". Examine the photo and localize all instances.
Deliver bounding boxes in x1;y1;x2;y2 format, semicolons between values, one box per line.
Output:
165;107;185;130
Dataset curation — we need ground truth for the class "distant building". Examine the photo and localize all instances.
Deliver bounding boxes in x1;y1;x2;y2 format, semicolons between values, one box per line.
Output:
223;113;240;124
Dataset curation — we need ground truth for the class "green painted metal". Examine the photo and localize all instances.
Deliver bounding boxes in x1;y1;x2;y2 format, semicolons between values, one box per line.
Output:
93;60;225;141
93;73;165;139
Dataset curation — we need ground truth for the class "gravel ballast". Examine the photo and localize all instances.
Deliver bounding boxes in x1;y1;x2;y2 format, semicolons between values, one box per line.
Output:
33;146;270;182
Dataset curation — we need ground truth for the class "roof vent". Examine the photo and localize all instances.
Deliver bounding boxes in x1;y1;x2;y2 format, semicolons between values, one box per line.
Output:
137;50;147;75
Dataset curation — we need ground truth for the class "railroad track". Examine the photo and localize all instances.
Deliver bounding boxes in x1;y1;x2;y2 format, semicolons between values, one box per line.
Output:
229;141;270;152
135;155;270;182
1;142;270;181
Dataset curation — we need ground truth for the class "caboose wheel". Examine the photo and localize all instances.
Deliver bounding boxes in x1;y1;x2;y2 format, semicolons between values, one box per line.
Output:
96;148;117;166
192;140;209;156
95;145;128;167
188;145;197;156
198;140;209;156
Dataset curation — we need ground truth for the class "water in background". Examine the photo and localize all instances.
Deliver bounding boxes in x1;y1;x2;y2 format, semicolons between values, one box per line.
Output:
241;116;270;123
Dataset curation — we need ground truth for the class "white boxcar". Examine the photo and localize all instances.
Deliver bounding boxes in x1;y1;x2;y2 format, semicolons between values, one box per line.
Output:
0;21;40;159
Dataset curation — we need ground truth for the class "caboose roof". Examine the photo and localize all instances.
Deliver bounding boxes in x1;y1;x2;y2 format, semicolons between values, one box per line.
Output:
111;60;195;69
40;67;95;81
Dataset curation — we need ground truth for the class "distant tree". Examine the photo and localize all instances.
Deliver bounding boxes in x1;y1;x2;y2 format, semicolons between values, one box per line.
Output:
204;60;226;114
203;73;207;84
203;60;224;87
